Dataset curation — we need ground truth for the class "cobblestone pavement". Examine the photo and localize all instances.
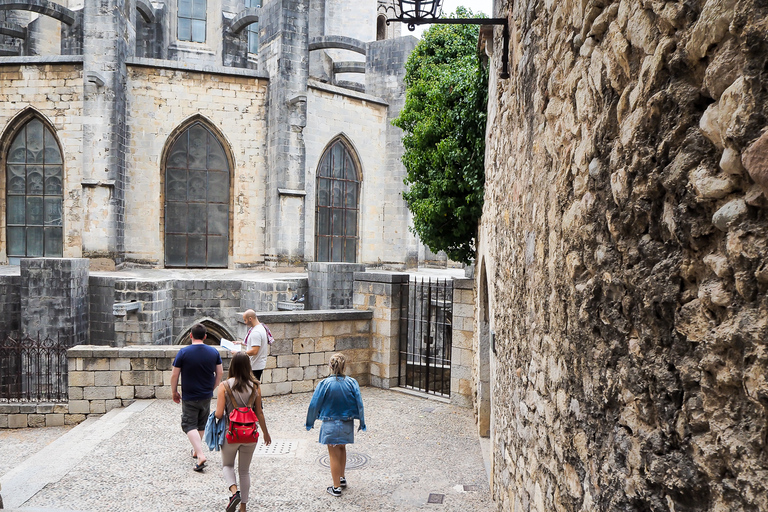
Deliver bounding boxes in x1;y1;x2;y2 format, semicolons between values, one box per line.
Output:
1;387;492;511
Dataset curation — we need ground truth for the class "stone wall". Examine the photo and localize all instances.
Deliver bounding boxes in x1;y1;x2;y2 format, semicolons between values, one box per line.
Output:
480;1;768;511
0;274;21;335
450;278;474;408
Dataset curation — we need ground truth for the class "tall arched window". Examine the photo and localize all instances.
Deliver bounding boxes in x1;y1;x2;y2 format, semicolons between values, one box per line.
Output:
376;15;387;41
316;139;360;262
5;118;64;264
164;121;230;268
245;0;261;53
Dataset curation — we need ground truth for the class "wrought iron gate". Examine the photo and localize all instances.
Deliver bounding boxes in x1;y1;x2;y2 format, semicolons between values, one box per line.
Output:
0;333;69;402
398;278;453;397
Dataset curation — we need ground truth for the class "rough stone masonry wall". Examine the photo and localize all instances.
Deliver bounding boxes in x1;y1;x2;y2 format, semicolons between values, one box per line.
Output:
482;1;768;511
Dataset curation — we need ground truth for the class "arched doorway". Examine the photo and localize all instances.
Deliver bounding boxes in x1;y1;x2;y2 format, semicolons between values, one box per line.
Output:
175;318;235;346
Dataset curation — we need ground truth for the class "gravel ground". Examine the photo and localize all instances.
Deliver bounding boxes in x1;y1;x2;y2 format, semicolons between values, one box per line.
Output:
15;387;492;511
0;425;74;477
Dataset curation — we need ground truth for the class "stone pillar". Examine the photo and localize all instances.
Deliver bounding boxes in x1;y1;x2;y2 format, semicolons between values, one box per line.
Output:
353;271;408;388
259;0;310;265
20;258;89;344
365;37;420;267
80;0;134;266
450;278;474;408
308;262;366;309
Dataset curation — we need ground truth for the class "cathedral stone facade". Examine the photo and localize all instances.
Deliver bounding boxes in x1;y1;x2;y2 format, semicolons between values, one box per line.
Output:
0;0;428;269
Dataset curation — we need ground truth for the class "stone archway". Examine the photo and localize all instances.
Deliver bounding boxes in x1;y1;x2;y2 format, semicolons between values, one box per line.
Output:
174;318;235;346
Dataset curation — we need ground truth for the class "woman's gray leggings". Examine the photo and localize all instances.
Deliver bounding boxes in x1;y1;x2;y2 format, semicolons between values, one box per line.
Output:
222;441;257;504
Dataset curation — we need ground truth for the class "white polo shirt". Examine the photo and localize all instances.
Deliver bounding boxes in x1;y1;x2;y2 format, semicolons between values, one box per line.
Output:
246;323;269;371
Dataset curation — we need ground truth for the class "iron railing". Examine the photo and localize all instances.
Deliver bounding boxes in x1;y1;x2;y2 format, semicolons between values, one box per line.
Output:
398;277;453;397
0;333;70;402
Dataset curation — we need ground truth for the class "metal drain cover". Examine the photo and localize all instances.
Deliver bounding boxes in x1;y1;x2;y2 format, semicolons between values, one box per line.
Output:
463;484;480;492
317;452;370;470
252;439;298;456
427;493;444;504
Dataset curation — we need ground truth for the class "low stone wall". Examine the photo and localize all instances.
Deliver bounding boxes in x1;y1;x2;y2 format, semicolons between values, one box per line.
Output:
0;310;373;428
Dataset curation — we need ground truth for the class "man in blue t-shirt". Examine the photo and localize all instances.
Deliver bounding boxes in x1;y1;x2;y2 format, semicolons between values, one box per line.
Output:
171;323;223;472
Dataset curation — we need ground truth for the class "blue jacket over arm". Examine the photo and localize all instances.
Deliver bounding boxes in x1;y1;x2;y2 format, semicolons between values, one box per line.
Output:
305;375;366;431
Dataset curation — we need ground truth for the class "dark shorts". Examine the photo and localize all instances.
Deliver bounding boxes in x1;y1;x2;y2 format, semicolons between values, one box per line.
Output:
252;368;263;381
181;398;211;433
319;419;354;445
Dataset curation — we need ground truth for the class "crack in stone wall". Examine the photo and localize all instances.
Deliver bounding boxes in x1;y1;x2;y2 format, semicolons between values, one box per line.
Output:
480;0;768;510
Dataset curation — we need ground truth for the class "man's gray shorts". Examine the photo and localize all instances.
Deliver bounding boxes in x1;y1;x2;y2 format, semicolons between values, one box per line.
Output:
181;398;211;433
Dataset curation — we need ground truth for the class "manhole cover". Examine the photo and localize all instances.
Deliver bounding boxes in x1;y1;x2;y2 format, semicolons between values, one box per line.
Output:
252;439;298;456
463;484;480;492
427;493;444;504
316;452;370;470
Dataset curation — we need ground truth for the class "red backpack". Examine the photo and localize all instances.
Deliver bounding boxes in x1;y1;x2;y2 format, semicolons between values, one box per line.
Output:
223;382;260;444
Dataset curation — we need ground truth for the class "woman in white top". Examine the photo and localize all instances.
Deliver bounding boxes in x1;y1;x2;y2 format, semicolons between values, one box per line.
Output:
215;352;272;512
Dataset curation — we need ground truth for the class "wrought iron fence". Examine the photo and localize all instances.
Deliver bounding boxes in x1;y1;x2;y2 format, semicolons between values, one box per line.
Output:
398;277;453;397
0;333;70;402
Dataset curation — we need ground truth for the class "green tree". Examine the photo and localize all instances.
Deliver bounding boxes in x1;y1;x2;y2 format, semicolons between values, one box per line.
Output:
393;8;488;264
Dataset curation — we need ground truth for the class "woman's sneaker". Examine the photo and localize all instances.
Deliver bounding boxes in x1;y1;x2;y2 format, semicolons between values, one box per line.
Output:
226;491;241;512
327;486;342;497
339;477;347;488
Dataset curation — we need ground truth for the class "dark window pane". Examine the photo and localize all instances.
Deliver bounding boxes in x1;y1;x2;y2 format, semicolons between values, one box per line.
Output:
208;204;228;235
317;236;329;262
317;208;330;236
188;125;208;169
187;236;206;266
331;181;343;207
345;209;357;237
317;178;330;206
27;227;44;256
27;166;44;195
187;170;207;201
332;143;343;178
7;227;25;256
168;136;188;167
332;237;342;262
191;20;206;42
166;202;187;233
44;227;63;256
44;128;62;164
45;166;63;195
344;238;356;263
27;196;44;225
8;129;26;163
166;168;187;201
188;203;207;234
344;182;358;208
178;17;191;41
179;0;191;17
192;0;206;19
207;236;228;267
166;235;187;266
344;154;356;180
44;197;63;226
207;171;229;203
26;120;44;164
319;153;331;178
248;27;259;53
7;196;25;225
7;165;26;194
207;141;227;171
332;209;343;236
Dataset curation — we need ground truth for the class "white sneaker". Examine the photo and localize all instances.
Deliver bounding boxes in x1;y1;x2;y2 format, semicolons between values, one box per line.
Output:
327;486;342;497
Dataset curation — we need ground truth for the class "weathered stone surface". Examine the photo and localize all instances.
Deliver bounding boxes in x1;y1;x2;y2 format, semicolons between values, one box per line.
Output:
480;0;768;510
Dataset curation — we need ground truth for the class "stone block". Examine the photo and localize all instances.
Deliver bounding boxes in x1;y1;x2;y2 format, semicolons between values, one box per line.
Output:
323;321;352;336
0;414;7;428
68;400;91;414
163;371;174;386
8;414;27;428
83;358;110;371
89;400;106;414
299;322;323;338
317;365;330;378
19;404;36;413
121;371;147;386
293;338;315;353
261;369;272;383
299;353;310;366
36;404;54;414
110;358;131;371
131;358;158;371
287;367;304;381
304;366;318;380
336;335;370;350
157;359;174;371
94;371;121;387
69;371;95;387
270;339;293;355
265;356;277;369
310;352;326;366
277;355;299;368
69;386;84;400
284;323;300;338
28;414;46;428
84;386;116;400
155;386;173;399
274;381;292;395
135;386;155;399
260;383;277;397
292;380;315;393
316;336;336;351
272;368;288;383
105;399;123;412
65;414;87;425
0;404;19;414
46;414;65;427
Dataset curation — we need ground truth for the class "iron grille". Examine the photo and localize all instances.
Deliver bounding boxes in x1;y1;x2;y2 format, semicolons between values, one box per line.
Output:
399;277;453;397
0;333;71;402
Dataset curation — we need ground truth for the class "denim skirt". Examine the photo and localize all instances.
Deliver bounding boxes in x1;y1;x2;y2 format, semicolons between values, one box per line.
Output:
319;419;355;445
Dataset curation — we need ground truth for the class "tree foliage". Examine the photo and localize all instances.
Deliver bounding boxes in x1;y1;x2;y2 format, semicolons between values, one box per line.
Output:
393;8;488;264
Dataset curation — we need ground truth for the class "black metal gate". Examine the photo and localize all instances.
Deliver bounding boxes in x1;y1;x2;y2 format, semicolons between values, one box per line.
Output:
0;333;69;402
398;278;453;397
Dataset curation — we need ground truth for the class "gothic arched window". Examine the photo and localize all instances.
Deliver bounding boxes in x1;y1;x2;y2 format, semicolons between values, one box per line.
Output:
164;121;230;268
5;118;64;263
315;139;360;263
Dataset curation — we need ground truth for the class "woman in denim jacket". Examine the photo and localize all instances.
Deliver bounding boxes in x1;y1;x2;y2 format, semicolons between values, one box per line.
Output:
305;353;366;497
